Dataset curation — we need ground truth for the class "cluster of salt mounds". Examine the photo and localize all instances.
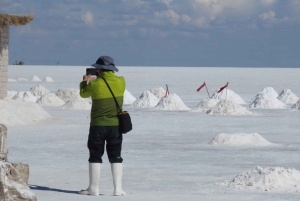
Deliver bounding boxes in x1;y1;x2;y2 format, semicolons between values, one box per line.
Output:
56;88;91;110
211;89;246;104
221;166;300;192
30;85;50;98
133;91;159;108
13;76;54;82
291;100;300;110
192;99;219;113
249;87;286;109
207;100;253;116
277;89;299;104
17;78;29;81
155;94;190;111
208;133;274;146
0;99;51;126
37;93;65;107
149;87;166;99
123;89;136;105
12;91;37;103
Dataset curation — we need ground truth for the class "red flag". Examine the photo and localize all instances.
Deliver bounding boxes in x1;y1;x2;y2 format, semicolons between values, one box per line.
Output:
217;82;229;93
164;84;169;97
197;82;206;92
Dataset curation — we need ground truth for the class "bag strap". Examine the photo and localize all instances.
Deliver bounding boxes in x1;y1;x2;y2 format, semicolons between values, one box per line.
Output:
101;77;122;113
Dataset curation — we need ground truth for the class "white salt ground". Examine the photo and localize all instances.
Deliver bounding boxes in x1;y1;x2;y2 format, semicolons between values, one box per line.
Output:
249;87;286;109
43;76;54;82
220;166;300;192
29;75;42;82
211;89;246;104
37;93;65;107
133;90;159;108
0;99;51;126
206;99;253;116
277;89;299;104
149;87;166;99
123;89;136;105
191;98;220;113
61;99;91;110
208;133;275;146
30;85;50;97
291;100;300;110
12;91;37;103
155;93;190;111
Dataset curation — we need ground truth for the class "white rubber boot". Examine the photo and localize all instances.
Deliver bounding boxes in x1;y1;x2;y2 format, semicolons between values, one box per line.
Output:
80;163;100;196
111;163;126;196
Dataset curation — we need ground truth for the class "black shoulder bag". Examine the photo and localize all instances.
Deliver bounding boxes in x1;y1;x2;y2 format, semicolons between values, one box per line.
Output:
101;77;132;134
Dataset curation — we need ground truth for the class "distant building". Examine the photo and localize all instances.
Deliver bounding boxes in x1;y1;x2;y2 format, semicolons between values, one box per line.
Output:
0;13;33;99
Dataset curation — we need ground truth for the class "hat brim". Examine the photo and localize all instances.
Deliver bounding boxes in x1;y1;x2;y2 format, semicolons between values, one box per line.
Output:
91;64;119;72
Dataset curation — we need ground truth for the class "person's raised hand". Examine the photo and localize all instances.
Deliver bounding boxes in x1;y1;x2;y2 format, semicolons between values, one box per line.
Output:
83;74;91;81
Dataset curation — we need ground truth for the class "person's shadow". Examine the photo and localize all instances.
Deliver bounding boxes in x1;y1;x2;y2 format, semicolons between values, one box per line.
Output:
29;185;81;195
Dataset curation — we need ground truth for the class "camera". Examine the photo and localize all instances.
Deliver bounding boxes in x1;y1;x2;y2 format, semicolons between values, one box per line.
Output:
86;68;98;75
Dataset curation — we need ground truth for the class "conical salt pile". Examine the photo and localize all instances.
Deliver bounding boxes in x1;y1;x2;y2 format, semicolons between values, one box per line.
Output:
192;99;219;113
37;93;65;107
12;91;37;103
56;88;81;101
291;100;300;110
155;94;190;111
61;99;91;110
29;75;42;82
249;87;286;109
43;76;54;82
123;89;136;105
207;99;253;115
277;89;299;104
211;88;246;104
133;91;159;108
149;87;166;99
30;85;50;97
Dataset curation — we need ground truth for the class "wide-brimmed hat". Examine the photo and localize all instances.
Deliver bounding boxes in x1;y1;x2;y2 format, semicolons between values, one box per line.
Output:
91;56;119;72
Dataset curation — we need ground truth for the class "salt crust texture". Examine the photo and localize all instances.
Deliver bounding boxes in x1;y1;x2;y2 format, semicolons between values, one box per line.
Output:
133;90;159;108
123;89;136;105
220;166;300;192
0;100;51;126
191;99;220;113
208;133;274;146
206;100;253;116
29;75;41;82
149;87;166;99
42;76;54;82
37;93;65;107
155;93;190;111
30;85;50;97
277;89;299;104
12;91;37;103
211;89;246;104
291;100;300;110
249;87;286;109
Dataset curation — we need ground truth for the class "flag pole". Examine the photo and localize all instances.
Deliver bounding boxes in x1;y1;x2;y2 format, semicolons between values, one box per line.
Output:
204;82;211;99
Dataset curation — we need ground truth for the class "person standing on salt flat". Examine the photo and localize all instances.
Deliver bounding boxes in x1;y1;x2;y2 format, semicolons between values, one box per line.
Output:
79;56;126;196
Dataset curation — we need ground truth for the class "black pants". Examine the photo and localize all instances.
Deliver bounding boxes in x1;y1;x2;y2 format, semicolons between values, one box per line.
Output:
88;126;123;163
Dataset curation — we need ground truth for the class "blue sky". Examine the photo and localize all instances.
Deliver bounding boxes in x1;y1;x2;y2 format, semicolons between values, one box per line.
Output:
1;0;300;67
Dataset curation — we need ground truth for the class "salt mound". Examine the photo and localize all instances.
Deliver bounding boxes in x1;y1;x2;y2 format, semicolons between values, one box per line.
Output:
8;78;17;82
43;76;54;82
6;90;18;99
123;89;136;105
30;85;50;97
29;75;41;82
12;91;37;103
277;89;299;104
0;99;51;126
207;100;253;116
133;91;159;108
17;78;29;82
249;87;286;109
61;99;91;110
291;100;300;110
149;87;166;99
208;133;274;146
211;89;246;104
56;88;81;101
192;99;220;113
155;93;190;111
37;93;65;107
221;166;300;192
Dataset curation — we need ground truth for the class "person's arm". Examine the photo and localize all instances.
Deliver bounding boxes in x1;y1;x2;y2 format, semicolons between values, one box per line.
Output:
80;74;92;98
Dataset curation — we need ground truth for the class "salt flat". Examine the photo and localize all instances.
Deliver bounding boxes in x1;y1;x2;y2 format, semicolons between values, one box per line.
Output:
5;65;300;201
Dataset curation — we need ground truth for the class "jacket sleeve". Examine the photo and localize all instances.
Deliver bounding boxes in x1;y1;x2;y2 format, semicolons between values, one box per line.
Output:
80;81;92;98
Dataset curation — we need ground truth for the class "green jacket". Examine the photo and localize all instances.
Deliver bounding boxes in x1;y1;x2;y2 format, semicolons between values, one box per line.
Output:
79;71;125;126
